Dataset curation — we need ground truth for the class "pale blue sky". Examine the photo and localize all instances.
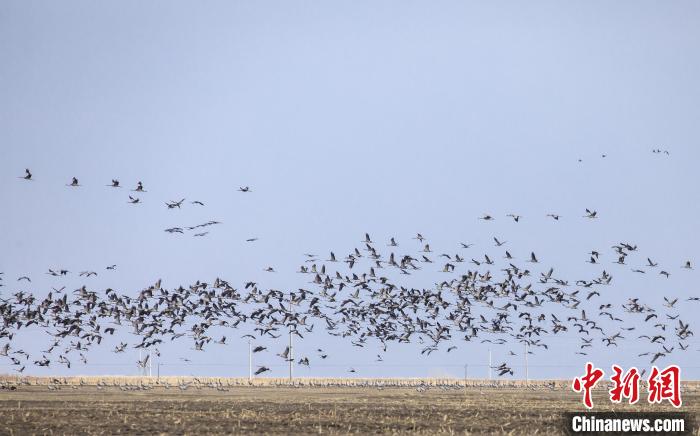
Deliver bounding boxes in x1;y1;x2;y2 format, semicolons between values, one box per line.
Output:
1;1;699;379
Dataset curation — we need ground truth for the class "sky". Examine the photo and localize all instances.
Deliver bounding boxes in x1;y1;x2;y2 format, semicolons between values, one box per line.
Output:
1;1;699;379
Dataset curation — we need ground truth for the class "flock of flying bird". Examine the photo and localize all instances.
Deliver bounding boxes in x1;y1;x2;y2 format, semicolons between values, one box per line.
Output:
2;158;697;378
17;168;254;239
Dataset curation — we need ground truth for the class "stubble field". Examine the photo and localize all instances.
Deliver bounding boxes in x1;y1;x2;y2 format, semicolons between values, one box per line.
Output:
0;378;698;435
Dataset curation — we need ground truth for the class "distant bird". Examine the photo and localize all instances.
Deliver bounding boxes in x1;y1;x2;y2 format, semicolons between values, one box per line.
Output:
106;265;117;270
166;199;185;209
506;214;521;222
264;267;275;273
683;261;693;270
17;276;31;282
134;181;145;192
246;238;259;242
277;346;291;360
68;177;80;187
663;297;678;308
650;352;665;365
20;169;32;180
253;346;266;353
493;237;507;247
479;214;494;221
493;362;514;376
584;209;597;219
238;186;251;192
546;214;560;221
108;179;120;188
128;195;140;204
191;200;205;206
255;366;270;375
137;354;150;369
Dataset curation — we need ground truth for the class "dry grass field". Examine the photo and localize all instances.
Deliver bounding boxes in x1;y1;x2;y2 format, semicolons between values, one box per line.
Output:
0;377;698;435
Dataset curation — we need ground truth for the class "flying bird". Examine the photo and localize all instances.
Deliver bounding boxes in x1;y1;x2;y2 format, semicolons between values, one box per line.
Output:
584;209;597;219
166;199;185;209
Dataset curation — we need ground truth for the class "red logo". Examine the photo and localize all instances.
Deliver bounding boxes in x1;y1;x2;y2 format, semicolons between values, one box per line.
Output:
609;365;640;404
573;363;682;408
647;365;682;408
572;362;605;409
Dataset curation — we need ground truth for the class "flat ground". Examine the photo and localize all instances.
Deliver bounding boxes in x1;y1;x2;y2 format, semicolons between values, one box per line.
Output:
0;380;698;435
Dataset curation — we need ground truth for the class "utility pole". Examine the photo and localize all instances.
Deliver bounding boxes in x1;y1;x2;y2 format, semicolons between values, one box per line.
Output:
148;351;152;377
289;297;294;381
248;339;252;381
289;324;293;381
157;362;160;381
488;348;492;380
525;343;529;386
464;363;468;388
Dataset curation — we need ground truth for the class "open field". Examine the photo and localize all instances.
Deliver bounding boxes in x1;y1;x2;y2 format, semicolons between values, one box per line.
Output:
0;378;699;434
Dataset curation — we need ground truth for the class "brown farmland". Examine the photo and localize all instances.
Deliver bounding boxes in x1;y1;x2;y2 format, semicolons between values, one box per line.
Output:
0;377;699;435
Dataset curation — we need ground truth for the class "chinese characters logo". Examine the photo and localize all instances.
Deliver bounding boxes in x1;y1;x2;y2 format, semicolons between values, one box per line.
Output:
572;362;681;408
